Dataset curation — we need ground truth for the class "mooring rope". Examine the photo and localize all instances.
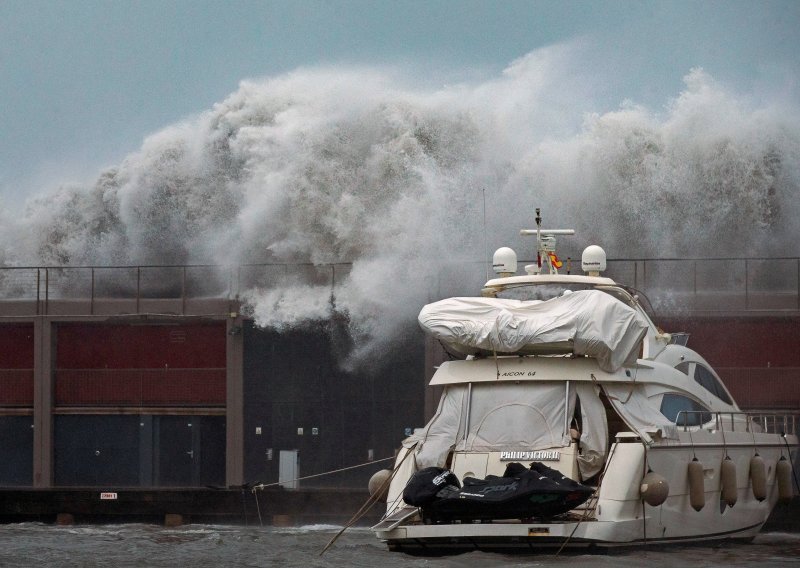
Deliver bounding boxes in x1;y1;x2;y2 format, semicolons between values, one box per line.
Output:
254;488;263;527
319;448;414;556
250;455;395;492
249;455;396;528
553;441;616;557
782;434;800;495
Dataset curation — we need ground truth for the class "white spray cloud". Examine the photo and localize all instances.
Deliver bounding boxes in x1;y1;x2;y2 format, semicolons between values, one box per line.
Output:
4;45;800;366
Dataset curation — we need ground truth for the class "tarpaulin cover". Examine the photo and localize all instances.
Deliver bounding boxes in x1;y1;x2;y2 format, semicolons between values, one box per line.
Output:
574;382;608;479
603;383;679;443
385;381;577;513
418;289;648;372
413;382;574;470
405;463;594;521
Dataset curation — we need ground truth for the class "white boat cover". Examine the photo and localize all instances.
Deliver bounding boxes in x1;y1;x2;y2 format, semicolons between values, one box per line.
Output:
386;382;674;508
413;382;575;469
418;289;648;373
574;382;608;479
603;383;679;443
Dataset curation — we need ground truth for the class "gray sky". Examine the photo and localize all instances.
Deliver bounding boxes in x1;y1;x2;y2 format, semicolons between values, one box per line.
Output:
1;0;798;212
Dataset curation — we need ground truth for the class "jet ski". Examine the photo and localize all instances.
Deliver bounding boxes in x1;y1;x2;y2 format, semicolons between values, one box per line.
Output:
403;462;594;523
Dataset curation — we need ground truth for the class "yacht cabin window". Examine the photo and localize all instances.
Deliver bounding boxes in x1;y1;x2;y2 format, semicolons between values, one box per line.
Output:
660;393;712;427
694;364;733;405
674;362;733;405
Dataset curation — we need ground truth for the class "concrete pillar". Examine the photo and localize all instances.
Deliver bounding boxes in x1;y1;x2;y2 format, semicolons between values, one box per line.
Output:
32;317;54;488
272;514;293;527
225;314;245;487
164;513;184;527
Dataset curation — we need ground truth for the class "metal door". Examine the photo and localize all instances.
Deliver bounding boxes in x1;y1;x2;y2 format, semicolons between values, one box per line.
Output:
54;415;139;486
0;416;33;485
279;450;299;489
155;416;196;486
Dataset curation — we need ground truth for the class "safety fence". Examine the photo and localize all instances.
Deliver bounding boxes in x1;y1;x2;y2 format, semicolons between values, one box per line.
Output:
0;257;798;316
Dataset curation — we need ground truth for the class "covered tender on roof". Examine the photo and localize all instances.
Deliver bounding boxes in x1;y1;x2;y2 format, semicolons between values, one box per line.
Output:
418;289;648;372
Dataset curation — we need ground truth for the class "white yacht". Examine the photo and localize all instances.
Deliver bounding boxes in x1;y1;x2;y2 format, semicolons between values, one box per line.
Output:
372;211;798;553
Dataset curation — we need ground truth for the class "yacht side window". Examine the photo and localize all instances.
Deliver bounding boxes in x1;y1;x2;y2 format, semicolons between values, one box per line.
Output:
660;394;712;426
693;365;733;405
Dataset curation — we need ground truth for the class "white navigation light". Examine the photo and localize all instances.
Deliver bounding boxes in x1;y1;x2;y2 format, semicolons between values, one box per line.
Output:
492;247;517;276
581;245;606;276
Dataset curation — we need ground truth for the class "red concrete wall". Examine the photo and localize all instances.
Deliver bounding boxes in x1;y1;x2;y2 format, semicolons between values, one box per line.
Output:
0;324;34;406
658;317;800;368
659;316;800;409
56;323;226;368
55;369;226;406
54;323;226;406
0;324;34;368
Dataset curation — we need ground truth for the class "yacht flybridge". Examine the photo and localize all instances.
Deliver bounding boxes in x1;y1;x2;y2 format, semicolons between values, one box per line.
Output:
371;210;798;553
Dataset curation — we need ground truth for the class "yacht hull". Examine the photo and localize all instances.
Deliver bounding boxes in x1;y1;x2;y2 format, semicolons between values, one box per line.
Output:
380;519;764;554
375;436;796;553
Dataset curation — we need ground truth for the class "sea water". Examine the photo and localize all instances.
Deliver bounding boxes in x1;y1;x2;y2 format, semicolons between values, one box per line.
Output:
0;523;797;568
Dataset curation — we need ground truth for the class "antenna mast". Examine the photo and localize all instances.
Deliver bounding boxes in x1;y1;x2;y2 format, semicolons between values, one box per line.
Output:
520;209;575;275
483;188;489;283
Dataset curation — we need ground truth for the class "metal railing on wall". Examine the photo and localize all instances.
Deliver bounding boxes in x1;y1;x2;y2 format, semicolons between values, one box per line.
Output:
603;257;800;314
0;257;798;317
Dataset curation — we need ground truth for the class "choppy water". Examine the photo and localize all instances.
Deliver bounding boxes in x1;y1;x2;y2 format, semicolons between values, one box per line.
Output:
0;523;797;568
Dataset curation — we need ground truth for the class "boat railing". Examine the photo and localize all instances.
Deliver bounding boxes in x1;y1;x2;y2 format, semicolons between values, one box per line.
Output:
748;412;800;436
676;410;800;435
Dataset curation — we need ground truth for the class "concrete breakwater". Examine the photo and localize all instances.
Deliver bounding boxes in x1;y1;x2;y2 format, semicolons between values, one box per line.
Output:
0;487;383;527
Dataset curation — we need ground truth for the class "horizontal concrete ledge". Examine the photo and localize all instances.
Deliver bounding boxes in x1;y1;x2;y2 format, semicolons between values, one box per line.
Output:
0;488;796;531
50;407;227;416
0;488;382;527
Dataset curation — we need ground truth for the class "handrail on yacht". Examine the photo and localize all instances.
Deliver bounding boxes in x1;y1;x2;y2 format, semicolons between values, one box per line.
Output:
749;412;800;436
675;410;799;434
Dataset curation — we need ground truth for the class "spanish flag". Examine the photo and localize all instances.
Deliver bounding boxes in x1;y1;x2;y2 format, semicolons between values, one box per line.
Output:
548;252;563;269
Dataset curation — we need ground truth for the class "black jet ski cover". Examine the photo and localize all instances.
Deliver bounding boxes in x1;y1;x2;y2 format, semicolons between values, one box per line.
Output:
410;462;593;521
403;467;461;507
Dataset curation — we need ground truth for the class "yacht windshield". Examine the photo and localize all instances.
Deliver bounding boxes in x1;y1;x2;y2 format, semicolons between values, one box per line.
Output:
497;284;636;309
497;283;595;301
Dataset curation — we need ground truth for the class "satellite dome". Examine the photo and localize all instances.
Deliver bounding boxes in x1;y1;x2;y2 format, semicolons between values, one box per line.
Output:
492;247;517;276
581;245;606;275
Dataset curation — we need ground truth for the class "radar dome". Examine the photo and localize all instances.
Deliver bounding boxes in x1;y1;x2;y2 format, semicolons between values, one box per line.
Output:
492;247;517;276
581;245;606;275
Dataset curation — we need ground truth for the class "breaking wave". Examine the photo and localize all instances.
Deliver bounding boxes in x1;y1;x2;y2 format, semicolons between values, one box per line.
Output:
2;43;799;366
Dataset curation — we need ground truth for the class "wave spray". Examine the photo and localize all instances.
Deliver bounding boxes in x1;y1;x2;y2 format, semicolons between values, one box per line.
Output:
3;45;799;366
